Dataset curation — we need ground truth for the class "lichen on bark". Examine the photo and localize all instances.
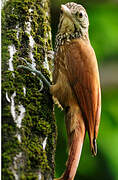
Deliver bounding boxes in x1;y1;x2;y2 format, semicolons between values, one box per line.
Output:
2;0;56;179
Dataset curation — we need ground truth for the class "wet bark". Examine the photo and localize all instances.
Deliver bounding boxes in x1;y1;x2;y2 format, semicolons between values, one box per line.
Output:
2;0;56;179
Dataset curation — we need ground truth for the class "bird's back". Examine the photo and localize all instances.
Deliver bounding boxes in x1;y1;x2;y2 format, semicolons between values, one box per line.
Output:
64;38;101;155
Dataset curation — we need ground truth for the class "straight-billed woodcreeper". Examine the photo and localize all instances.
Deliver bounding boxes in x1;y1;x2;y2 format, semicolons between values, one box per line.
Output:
51;2;101;180
18;2;101;180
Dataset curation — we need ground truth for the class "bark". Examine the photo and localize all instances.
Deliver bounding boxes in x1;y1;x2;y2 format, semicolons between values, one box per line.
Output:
2;0;56;179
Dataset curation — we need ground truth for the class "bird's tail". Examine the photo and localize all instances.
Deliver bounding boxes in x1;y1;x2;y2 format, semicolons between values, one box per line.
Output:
55;109;85;180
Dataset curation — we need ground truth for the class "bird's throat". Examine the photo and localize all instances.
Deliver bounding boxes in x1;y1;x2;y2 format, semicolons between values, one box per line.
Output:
55;31;81;52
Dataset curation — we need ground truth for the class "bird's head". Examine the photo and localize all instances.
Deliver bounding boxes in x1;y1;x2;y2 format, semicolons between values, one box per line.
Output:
58;2;89;37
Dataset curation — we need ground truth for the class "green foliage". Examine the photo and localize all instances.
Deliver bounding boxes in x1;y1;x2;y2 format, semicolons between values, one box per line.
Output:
88;3;118;62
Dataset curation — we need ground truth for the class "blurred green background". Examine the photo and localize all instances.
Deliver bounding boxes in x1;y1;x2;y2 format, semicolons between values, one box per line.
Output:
50;0;118;179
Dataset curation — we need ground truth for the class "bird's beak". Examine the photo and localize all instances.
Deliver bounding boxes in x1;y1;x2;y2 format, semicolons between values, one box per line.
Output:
61;4;80;30
61;5;72;19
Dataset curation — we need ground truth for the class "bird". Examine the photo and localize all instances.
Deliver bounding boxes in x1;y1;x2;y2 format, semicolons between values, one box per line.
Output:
18;2;101;180
50;2;101;180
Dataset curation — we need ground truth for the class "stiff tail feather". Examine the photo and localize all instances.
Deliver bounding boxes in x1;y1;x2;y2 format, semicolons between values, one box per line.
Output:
55;122;85;180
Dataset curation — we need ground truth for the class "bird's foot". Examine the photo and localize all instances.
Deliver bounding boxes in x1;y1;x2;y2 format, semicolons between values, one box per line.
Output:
17;57;36;73
17;57;51;88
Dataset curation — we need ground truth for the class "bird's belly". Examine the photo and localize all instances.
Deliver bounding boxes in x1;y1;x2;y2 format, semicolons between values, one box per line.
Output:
50;70;76;108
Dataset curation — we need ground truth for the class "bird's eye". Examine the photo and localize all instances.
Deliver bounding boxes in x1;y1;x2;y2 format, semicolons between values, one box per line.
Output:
79;12;83;18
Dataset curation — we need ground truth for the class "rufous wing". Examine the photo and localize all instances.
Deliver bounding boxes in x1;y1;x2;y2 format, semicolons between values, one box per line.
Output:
65;39;101;155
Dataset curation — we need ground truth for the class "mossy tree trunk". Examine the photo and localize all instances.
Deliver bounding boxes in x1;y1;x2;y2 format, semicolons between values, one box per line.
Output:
2;0;56;179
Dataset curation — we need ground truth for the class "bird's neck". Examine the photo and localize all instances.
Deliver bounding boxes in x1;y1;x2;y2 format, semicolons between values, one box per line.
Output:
55;31;89;52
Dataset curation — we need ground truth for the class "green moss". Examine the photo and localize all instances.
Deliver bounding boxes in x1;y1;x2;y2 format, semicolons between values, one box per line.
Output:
2;0;56;179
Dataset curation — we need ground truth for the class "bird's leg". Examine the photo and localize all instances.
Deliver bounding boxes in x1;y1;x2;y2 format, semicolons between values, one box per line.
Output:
17;57;51;88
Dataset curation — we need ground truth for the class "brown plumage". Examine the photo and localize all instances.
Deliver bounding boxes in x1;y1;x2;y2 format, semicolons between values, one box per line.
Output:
50;2;101;180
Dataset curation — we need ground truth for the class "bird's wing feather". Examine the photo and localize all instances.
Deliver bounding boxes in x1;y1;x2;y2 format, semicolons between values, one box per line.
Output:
65;39;101;154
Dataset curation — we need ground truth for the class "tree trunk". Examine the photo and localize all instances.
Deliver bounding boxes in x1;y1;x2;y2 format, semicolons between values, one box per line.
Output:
2;0;56;179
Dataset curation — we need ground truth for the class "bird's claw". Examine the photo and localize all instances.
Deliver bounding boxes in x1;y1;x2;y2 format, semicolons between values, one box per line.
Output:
38;79;44;92
47;50;55;60
17;57;51;88
19;57;35;70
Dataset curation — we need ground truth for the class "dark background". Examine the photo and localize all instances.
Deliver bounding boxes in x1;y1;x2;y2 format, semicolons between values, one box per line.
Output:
50;0;118;179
